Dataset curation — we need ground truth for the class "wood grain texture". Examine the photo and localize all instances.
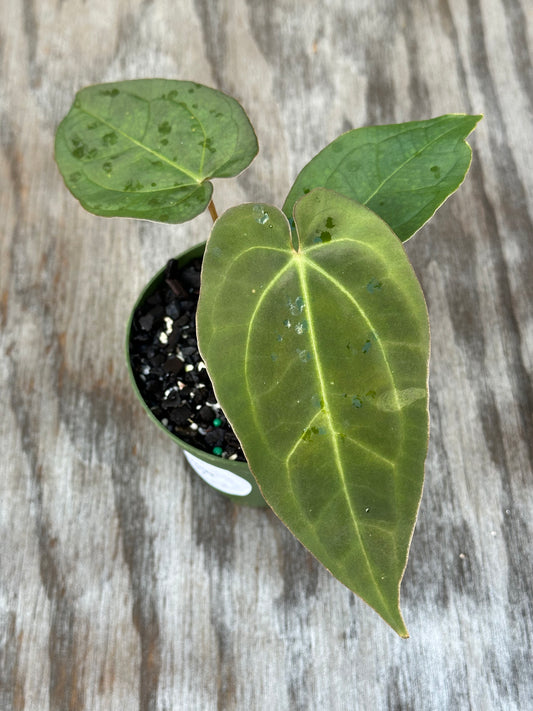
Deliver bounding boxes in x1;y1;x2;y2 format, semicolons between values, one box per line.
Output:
1;0;531;709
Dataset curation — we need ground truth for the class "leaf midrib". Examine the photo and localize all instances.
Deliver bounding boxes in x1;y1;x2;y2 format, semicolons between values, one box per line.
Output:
362;123;465;204
295;255;393;614
74;164;201;195
76;105;203;184
322;121;466;206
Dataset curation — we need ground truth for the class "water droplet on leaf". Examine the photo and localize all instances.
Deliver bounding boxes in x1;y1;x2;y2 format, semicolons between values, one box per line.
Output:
311;394;324;409
296;348;312;362
102;132;118;146
253;204;269;224
288;296;305;315
294;320;308;335
100;88;119;97
366;278;382;293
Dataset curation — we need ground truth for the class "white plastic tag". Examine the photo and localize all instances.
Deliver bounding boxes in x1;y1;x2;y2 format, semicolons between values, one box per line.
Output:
184;451;253;496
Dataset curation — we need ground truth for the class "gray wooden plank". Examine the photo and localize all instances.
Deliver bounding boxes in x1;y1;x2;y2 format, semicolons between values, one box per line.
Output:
1;0;532;709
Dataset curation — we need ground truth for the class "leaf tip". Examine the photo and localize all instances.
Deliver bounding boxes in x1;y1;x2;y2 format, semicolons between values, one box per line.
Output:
465;112;484;134
384;608;410;639
396;613;410;638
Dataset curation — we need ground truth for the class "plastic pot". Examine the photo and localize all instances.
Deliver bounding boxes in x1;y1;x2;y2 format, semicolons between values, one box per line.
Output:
126;242;267;507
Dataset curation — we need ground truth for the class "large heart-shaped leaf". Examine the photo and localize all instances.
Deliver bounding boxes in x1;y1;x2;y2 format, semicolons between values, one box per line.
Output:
55;79;258;223
283;114;481;241
197;189;430;636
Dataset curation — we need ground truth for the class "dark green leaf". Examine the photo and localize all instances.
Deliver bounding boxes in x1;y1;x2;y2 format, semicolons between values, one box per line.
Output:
197;189;430;636
283;114;482;241
55;79;258;223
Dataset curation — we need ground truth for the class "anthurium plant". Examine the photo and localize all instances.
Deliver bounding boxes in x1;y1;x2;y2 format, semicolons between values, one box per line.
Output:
55;79;480;636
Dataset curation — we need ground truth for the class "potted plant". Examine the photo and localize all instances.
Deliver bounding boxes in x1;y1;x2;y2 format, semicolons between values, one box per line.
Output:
55;78;480;637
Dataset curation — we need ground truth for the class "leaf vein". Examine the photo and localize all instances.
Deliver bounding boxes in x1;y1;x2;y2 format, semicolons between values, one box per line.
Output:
342;435;396;468
77;106;202;183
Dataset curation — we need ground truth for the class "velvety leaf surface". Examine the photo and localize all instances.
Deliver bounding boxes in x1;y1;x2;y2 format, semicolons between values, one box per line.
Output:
197;189;430;635
55;79;258;223
283;114;481;241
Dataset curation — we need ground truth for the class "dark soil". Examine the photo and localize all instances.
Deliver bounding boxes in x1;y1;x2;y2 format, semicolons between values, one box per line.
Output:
128;256;246;462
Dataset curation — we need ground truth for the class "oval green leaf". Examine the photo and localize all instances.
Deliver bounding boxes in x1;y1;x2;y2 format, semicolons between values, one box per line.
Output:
283;114;482;241
197;189;430;636
55;79;258;223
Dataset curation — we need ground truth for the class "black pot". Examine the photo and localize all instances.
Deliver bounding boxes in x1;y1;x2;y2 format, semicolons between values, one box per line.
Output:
126;242;267;507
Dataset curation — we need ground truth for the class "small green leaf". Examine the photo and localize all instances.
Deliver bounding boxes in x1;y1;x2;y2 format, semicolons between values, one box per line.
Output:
55;79;258;223
197;189;430;636
283;114;481;241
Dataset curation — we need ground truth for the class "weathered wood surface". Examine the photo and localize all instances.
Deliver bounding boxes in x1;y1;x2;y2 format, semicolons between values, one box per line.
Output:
1;0;532;708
